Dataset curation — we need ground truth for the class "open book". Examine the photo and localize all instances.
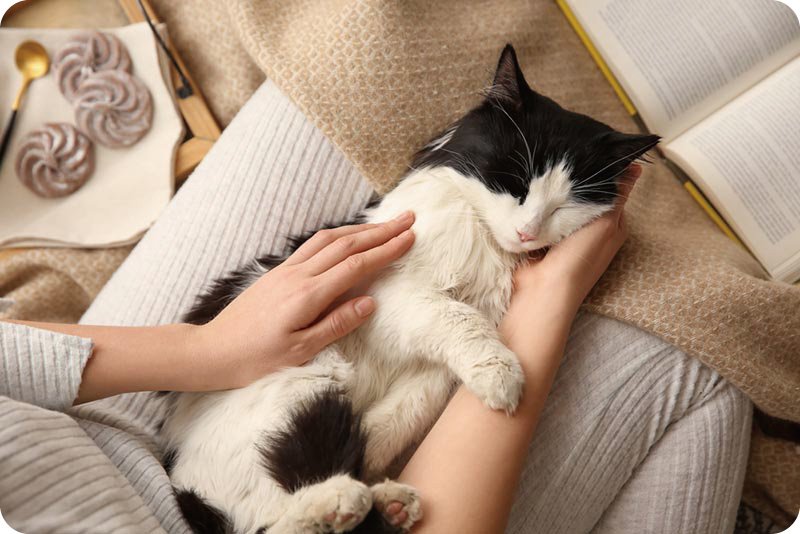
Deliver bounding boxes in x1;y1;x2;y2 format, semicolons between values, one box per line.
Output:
558;0;800;283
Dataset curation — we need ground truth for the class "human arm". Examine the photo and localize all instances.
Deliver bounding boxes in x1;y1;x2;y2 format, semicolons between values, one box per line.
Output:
397;167;642;533
3;212;416;405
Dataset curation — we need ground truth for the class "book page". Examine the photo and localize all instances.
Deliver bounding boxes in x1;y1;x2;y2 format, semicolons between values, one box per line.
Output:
665;57;800;282
566;0;800;142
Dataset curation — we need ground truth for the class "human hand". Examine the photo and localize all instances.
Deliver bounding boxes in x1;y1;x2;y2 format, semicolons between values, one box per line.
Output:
188;212;416;390
501;165;640;345
523;164;640;301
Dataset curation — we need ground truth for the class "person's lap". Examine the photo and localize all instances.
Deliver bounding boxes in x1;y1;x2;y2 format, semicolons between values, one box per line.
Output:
82;80;751;534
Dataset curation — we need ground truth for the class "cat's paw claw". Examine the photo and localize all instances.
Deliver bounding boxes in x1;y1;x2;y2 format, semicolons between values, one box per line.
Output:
464;350;525;413
371;480;423;531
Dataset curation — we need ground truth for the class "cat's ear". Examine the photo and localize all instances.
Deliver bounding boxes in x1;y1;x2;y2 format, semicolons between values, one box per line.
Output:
487;44;530;108
600;132;661;162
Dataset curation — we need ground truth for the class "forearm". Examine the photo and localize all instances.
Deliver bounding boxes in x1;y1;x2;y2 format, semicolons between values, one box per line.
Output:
398;289;578;534
5;320;201;404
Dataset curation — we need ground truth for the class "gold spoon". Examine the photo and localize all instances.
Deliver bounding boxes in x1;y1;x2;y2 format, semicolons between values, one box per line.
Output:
0;41;50;165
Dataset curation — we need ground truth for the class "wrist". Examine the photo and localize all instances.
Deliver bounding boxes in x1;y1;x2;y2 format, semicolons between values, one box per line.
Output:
516;275;583;316
500;282;580;359
179;322;226;390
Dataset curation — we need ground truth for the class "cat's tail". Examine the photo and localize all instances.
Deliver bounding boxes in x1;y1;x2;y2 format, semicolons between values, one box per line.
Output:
174;487;233;534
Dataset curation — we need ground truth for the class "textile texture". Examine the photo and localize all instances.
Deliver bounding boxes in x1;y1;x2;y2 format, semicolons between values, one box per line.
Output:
0;0;797;525
0;81;751;533
219;0;799;523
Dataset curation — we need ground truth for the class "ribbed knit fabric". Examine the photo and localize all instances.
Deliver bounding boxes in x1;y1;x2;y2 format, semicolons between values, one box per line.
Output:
506;312;752;534
0;322;92;410
0;80;751;533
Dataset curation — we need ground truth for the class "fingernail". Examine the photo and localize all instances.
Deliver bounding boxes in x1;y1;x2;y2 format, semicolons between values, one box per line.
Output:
354;297;375;317
398;229;414;240
393;211;413;223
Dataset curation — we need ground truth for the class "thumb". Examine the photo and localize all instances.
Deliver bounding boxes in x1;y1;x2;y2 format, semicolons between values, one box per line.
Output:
303;296;376;351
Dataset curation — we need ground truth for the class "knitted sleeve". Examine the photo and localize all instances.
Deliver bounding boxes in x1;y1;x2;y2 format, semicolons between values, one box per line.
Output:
0;321;93;410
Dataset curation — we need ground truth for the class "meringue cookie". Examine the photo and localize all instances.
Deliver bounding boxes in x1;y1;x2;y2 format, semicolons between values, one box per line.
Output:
74;70;153;148
54;30;133;103
15;123;95;198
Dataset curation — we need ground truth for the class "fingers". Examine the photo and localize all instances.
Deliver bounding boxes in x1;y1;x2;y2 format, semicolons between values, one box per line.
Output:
313;228;415;304
615;163;641;209
303;211;415;275
285;223;380;265
301;296;376;351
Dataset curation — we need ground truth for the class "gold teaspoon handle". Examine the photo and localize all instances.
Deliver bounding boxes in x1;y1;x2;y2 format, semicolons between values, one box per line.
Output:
0;76;31;168
1;76;32;167
12;76;32;111
0;109;19;166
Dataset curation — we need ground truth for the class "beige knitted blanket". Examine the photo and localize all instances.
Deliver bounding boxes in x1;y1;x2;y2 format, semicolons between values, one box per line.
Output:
224;0;800;417
1;0;798;524
221;0;799;522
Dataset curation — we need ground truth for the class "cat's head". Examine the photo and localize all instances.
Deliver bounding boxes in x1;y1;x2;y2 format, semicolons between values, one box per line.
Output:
413;44;660;253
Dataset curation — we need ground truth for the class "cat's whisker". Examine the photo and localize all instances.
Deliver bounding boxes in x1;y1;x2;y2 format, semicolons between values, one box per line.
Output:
574;140;660;187
492;102;535;180
439;148;484;180
492;170;529;188
508;153;529;177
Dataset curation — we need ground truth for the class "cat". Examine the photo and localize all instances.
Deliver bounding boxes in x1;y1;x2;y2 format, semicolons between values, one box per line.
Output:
160;44;659;534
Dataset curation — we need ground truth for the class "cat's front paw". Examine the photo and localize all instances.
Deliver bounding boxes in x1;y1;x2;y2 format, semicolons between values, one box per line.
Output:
462;347;525;413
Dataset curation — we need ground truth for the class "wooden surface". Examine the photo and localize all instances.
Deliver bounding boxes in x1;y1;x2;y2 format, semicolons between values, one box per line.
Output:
119;0;222;143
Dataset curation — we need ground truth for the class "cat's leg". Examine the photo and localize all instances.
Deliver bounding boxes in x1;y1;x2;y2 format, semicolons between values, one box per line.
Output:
360;367;454;478
385;289;525;413
265;474;372;534
370;480;423;531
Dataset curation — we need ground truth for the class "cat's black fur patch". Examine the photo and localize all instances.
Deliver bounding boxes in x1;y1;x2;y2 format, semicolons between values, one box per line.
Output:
257;388;366;493
414;44;659;205
175;488;232;534
183;218;363;325
350;508;405;534
162;448;178;475
183;254;285;325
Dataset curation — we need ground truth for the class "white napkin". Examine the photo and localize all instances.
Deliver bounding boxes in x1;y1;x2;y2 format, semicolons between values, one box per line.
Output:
0;23;184;248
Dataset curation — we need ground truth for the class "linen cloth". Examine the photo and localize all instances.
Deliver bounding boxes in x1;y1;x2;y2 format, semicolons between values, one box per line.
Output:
0;24;184;249
0;80;751;534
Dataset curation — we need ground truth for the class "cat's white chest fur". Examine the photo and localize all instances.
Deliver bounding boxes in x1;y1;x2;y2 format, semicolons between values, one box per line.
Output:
333;167;524;471
365;166;520;324
163;166;526;533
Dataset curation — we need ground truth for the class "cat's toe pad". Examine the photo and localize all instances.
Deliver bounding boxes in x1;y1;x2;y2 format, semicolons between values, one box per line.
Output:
371;480;422;531
464;351;525;413
307;475;371;532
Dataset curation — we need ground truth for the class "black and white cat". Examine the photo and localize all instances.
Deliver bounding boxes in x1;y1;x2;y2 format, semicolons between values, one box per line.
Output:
161;45;659;534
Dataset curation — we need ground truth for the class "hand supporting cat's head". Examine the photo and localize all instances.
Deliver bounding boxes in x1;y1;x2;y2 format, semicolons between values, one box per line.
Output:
413;44;660;253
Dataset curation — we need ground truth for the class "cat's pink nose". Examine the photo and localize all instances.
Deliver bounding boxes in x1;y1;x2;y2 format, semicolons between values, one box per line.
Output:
517;230;538;242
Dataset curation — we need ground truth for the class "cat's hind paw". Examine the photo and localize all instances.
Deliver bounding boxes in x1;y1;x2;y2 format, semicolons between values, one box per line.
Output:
300;475;372;532
371;480;422;531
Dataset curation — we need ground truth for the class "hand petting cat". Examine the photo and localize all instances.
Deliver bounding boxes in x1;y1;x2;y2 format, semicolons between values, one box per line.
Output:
4;213;415;404
191;212;416;390
500;163;641;354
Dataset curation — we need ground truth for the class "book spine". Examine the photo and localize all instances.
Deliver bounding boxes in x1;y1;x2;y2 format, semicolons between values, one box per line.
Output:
556;0;637;115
